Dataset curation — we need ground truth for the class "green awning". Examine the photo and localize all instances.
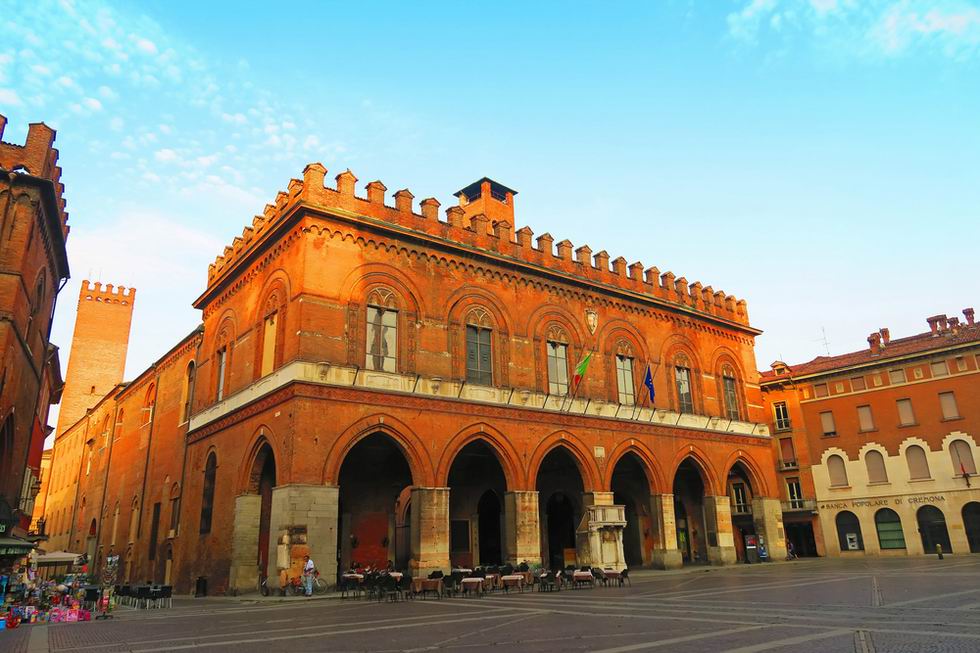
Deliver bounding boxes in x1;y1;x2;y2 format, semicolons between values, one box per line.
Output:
0;535;36;556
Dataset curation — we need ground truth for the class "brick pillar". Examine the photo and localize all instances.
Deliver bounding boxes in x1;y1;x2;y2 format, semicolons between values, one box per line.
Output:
266;484;339;589
411;487;450;578
504;490;541;566
704;495;737;565
752;497;787;561
649;493;682;569
229;494;262;593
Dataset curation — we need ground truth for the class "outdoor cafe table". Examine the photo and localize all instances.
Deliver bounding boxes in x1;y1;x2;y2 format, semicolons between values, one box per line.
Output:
484;573;501;590
572;571;594;586
411;577;443;596
341;573;364;583
602;569;622;582
451;568;472;575
388;572;403;581
500;574;524;591
460;577;484;595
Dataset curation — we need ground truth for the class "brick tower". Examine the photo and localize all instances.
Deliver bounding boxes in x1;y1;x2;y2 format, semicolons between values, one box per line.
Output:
55;281;135;436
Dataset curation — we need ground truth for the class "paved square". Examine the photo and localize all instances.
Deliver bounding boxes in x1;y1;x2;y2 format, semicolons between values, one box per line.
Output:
5;558;980;652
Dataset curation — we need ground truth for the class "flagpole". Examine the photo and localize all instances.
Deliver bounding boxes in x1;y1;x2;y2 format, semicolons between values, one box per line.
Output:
565;348;596;413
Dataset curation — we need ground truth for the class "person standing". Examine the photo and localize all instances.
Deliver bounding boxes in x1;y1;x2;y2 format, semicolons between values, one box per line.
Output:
303;555;315;597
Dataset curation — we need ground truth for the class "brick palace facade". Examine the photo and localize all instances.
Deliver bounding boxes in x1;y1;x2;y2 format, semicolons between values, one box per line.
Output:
42;166;786;594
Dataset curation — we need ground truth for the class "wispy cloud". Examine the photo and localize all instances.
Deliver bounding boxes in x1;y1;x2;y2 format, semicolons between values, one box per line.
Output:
727;0;980;60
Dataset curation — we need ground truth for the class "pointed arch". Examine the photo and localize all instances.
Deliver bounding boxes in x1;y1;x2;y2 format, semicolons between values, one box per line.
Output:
721;449;770;497
239;426;281;494
435;422;522;491
668;445;721;496
603;440;667;494
322;414;433;487
526;430;601;491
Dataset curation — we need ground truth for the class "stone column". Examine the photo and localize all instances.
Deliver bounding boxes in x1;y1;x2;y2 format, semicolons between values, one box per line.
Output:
579;492;626;569
504;490;541;566
649;493;682;569
411;487;450;578
228;494;262;593
752;497;787;561
266;484;339;589
703;495;737;565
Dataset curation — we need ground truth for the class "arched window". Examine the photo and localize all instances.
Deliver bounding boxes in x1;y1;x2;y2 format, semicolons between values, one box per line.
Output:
950;440;977;477
100;415;111;449
200;452;217;534
875;508;906;549
465;308;493;386
614;340;635;406
721;364;741;420
865;450;888;483
128;497;140;543
365;288;398;373
835;510;864;551
546;324;570;396
142;384;156;427
182;361;196;422
674;354;695;414
827;454;849;487
906;445;930;480
32;270;46;315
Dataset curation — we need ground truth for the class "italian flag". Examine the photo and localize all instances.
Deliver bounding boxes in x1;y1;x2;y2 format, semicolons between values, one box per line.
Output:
571;351;593;391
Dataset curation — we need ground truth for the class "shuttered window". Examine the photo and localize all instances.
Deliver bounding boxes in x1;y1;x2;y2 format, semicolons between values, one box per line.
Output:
828;454;848;487
950;440;976;476
857;405;875;432
820;411;837;436
939;392;959;420
906;445;930;480
851;376;866;391
930;360;949;377
779;438;796;465
889;369;905;384
466;326;493;386
897;399;916;426
865;450;888;483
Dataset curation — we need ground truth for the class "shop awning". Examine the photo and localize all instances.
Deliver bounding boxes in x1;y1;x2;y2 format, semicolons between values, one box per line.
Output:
0;535;36;557
32;549;81;565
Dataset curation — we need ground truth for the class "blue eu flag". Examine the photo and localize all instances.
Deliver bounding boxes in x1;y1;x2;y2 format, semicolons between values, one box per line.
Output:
643;365;655;403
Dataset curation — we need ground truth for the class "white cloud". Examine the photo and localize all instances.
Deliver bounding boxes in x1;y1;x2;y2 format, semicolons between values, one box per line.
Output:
0;88;22;105
221;112;247;124
134;37;157;55
31;63;52;75
98;84;117;100
154;148;178;162
83;96;102;110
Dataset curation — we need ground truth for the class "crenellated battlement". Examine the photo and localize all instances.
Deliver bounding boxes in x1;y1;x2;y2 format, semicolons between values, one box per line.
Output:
205;163;751;327
0;114;69;235
80;279;136;306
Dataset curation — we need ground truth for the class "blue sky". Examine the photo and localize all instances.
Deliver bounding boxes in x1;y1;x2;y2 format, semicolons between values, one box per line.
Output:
2;0;978;422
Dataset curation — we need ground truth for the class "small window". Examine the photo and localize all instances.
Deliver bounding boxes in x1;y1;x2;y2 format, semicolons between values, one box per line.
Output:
730;482;749;514
872;374;883;387
366;306;397;372
547;342;570;395
930;360;949;377
786;478;804;508
913;367;924;380
834;381;845;394
888;369;905;384
906;445;930;480
779;437;796;466
939;392;959;420
465;325;493;386
773;402;791;431
955;357;967;372
857;405;875;432
814;383;829;398
182;362;196;422
950;440;976;476
896;398;916;426
674;366;694;413
865;450;888;483
215;348;228;401
828;454;848;487
820;411;837;436
615;355;635;405
851;376;866;391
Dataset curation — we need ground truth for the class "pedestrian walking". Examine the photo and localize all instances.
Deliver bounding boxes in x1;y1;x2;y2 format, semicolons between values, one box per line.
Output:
303;555;315;596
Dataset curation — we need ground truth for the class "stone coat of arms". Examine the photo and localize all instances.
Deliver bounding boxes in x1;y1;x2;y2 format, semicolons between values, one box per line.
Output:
586;309;598;334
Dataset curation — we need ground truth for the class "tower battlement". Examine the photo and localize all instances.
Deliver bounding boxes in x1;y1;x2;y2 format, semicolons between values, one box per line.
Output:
205;163;751;327
80;279;136;305
0;114;69;235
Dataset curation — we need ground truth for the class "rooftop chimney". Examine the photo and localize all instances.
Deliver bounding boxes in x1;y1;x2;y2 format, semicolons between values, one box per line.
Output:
965;307;975;326
454;177;517;229
879;328;890;345
868;331;883;355
927;314;945;335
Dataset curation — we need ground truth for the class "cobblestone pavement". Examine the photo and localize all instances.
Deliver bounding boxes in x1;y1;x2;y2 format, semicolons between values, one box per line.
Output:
5;557;980;652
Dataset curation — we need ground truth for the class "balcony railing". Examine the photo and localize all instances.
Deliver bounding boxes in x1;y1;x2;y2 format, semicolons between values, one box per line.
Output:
781;499;816;513
732;502;751;515
775;418;792;432
779;459;799;471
